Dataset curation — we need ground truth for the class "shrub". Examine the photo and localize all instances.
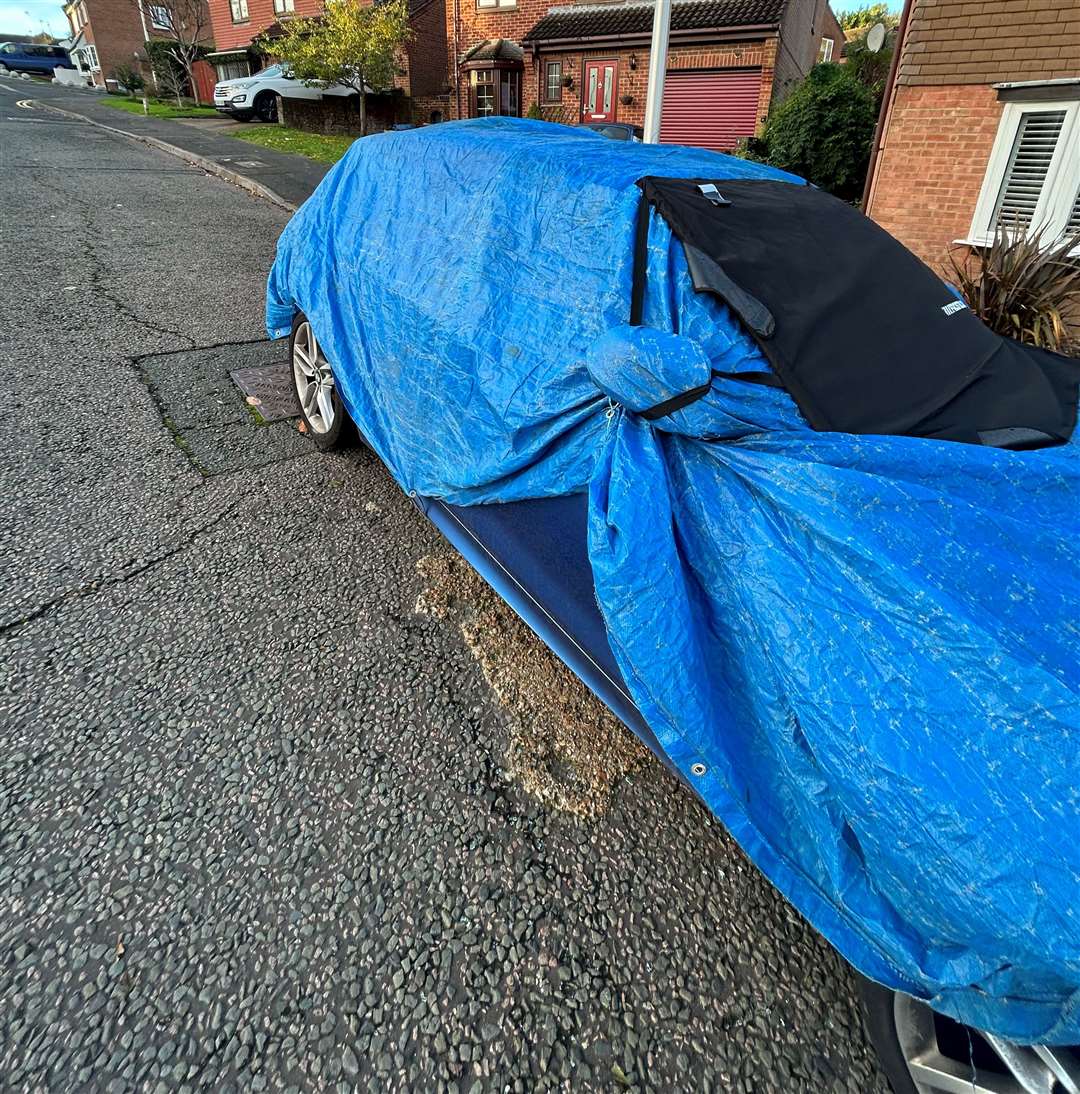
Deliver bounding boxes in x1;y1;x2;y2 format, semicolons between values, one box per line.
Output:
947;227;1080;355
762;64;876;201
268;0;411;136
844;27;894;99
144;38;205;106
526;102;542;120
734;135;768;162
111;64;145;96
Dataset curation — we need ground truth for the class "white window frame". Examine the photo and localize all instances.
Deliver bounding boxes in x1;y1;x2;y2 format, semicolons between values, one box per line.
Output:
148;4;172;29
230;0;249;21
273;0;295;12
818;37;833;63
86;43;99;70
968;97;1080;250
476;0;516;10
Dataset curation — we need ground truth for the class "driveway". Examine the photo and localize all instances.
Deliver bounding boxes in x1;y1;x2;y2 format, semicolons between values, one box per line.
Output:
174;114;252;135
0;87;890;1092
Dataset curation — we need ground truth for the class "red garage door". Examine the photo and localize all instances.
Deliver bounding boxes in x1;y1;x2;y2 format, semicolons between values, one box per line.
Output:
659;69;763;152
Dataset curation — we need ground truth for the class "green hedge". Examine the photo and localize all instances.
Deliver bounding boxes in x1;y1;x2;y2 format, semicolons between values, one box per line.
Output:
763;64;877;202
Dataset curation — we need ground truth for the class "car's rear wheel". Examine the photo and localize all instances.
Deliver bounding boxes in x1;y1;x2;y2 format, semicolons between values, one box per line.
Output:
858;978;1080;1094
290;314;354;451
254;91;277;122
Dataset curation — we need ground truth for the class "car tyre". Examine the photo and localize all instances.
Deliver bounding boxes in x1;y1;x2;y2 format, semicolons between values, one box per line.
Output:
854;978;1068;1094
254;91;277;122
289;313;355;451
858;979;920;1094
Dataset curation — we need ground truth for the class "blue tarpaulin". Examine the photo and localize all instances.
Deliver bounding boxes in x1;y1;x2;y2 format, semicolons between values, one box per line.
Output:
268;117;1080;1043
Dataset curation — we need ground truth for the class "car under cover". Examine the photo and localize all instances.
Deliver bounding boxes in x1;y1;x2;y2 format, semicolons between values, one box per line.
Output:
267;117;1080;1044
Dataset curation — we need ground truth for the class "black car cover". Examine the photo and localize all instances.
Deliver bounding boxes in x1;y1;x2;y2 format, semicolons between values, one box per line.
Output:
635;177;1080;448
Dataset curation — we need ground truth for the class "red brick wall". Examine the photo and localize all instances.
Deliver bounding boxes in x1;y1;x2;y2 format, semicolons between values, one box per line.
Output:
81;0;151;86
402;0;447;98
532;41;773;129
452;0;551;65
79;0;210;88
207;0;323;52
442;0;549;117
866;82;1003;270
756;37;777;125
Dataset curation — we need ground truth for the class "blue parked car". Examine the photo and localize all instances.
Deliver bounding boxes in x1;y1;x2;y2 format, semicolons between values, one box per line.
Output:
267;117;1080;1094
0;41;74;75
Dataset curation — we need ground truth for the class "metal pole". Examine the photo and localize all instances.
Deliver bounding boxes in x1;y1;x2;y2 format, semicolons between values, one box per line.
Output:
642;0;672;143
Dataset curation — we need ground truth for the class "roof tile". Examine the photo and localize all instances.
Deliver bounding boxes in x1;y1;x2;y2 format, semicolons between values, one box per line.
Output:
522;0;785;44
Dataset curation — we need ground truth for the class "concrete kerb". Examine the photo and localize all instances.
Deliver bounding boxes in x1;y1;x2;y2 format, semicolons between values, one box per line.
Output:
32;100;298;213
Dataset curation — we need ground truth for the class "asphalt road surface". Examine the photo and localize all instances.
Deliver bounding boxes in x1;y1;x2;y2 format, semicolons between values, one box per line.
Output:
0;88;892;1093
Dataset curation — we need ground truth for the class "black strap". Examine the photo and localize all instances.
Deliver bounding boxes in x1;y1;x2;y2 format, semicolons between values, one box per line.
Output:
640;380;714;420
713;369;784;389
629;191;650;327
639;370;783;421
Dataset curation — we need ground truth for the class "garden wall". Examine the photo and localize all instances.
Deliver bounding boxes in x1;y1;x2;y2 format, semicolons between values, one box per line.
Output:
278;92;408;136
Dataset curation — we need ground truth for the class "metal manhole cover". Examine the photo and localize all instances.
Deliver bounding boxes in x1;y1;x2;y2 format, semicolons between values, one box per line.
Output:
230;363;300;422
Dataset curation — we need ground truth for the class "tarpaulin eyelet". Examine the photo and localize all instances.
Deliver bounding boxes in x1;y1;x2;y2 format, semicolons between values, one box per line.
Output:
690;762;707;776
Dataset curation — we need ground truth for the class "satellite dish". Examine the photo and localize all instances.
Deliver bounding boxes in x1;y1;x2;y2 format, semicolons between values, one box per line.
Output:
866;22;887;53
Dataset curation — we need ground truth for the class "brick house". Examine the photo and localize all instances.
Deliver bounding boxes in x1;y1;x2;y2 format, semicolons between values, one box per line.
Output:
435;0;842;151
63;0;213;91
63;0;159;85
202;0;320;80
865;0;1080;272
203;0;447;115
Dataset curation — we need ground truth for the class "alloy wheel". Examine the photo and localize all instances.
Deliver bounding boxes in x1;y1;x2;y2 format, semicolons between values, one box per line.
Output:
292;320;337;434
893;992;1080;1094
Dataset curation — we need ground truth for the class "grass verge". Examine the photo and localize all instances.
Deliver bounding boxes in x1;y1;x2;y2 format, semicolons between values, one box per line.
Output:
102;97;220;119
230;124;357;164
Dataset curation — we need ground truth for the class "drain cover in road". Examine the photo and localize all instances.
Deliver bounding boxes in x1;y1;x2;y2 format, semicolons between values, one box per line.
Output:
141;342;310;475
230;363;300;422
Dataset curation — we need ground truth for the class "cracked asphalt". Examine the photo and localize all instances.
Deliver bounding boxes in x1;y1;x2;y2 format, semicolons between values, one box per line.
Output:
0;93;892;1092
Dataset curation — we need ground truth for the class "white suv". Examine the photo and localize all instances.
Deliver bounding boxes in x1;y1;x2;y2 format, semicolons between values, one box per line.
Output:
213;64;355;122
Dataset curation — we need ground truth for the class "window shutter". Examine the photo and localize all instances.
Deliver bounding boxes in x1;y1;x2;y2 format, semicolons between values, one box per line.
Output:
990;110;1067;232
1067;188;1080;237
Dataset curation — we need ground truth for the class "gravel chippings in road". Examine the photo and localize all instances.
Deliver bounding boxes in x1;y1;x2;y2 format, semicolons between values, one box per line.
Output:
0;96;893;1094
415;552;648;819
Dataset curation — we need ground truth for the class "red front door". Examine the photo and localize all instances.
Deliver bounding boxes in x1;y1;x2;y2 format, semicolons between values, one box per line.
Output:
581;60;617;123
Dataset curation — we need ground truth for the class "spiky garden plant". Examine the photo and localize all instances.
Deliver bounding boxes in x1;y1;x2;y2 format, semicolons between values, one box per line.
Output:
947;227;1080;356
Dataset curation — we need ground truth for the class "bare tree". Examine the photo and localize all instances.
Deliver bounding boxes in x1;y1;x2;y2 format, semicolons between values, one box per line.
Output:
131;0;210;103
152;50;190;107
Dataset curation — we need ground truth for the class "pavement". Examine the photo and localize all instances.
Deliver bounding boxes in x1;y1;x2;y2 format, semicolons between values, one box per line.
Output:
0;79;892;1093
10;77;329;208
